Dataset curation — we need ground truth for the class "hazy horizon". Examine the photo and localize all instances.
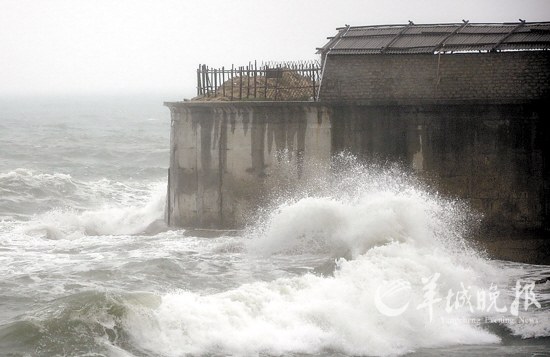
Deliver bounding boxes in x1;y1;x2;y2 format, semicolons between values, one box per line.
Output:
2;0;549;99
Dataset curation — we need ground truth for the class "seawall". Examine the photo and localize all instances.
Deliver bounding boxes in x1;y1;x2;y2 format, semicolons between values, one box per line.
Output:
165;101;331;229
165;100;550;264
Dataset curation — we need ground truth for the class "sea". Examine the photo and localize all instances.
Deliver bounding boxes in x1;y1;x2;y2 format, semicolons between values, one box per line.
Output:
0;94;549;357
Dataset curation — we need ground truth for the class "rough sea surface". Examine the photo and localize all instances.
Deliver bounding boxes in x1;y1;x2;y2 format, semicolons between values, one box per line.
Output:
0;95;549;356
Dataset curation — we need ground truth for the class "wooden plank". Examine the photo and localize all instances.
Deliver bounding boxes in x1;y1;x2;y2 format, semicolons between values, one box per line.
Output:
254;60;257;98
311;66;316;100
230;65;234;101
273;65;280;100
213;68;218;96
202;65;208;96
381;21;414;54
246;64;250;99
222;66;225;97
197;65;201;96
491;20;526;52
264;64;268;99
239;67;243;100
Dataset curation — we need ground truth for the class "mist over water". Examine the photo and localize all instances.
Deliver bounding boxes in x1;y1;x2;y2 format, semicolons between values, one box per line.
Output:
0;96;549;356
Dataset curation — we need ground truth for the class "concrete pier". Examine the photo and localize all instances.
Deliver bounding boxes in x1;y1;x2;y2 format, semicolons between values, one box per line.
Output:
165;101;331;229
165;100;549;263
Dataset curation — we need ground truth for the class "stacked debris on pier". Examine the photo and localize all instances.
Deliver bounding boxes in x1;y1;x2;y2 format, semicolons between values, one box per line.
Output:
194;61;320;101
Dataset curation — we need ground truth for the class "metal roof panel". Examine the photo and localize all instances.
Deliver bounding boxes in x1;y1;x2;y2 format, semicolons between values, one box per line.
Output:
319;21;550;54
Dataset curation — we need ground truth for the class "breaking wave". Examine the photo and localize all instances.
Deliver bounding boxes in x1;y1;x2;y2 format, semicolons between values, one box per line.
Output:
2;158;548;356
116;158;548;356
1;168;167;238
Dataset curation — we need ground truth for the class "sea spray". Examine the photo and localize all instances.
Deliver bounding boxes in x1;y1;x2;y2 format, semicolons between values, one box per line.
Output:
122;157;506;356
247;154;481;259
0;169;168;238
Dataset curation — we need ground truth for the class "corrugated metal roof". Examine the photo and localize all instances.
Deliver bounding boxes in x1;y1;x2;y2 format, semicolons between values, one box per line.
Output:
317;21;550;55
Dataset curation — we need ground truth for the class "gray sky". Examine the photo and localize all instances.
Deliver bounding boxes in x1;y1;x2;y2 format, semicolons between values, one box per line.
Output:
1;0;549;98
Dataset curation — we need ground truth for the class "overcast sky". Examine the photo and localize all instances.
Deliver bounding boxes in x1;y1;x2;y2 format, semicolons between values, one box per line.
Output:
1;0;549;99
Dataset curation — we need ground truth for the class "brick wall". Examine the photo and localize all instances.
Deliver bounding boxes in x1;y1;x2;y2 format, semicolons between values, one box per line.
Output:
319;51;550;103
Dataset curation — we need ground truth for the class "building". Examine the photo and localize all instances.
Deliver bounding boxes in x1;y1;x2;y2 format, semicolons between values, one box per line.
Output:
317;21;550;103
165;21;550;262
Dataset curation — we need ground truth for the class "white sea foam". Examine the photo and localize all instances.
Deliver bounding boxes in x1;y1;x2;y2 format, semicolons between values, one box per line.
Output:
17;179;167;239
3;161;548;356
247;191;447;257
124;248;499;356
122;162;512;356
0;168;162;217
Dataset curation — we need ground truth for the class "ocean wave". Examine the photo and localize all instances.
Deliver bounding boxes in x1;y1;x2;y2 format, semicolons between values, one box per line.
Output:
118;158;528;356
0;169;84;218
3;157;549;356
247;155;478;260
20;183;166;238
116;158;548;356
123;249;501;356
0;291;159;356
0;168;167;238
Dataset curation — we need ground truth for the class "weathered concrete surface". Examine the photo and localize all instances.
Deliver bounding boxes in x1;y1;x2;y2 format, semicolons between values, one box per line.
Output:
329;101;550;264
165;101;331;229
331;102;550;237
165;100;549;264
479;238;550;265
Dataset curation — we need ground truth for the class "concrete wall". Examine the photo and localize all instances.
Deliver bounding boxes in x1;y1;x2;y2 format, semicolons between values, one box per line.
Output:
165;100;549;262
319;51;550;103
166;100;549;235
331;103;550;238
166;102;332;229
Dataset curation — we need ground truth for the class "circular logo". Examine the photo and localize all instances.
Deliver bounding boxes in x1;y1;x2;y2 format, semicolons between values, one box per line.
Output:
375;280;412;317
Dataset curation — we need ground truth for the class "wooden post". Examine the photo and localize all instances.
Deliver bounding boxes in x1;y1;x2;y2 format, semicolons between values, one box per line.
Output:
208;68;214;96
209;65;213;96
239;66;243;100
209;66;213;95
197;64;201;96
230;64;234;101
264;64;268;99
273;65;280;101
246;63;250;99
202;65;208;96
311;65;316;100
254;60;257;99
214;68;218;97
222;66;226;98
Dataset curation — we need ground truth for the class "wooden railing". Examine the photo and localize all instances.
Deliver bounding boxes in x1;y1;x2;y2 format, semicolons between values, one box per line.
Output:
196;61;321;101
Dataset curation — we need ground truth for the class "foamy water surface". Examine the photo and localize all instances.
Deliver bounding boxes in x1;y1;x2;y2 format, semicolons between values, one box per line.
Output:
0;96;549;356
